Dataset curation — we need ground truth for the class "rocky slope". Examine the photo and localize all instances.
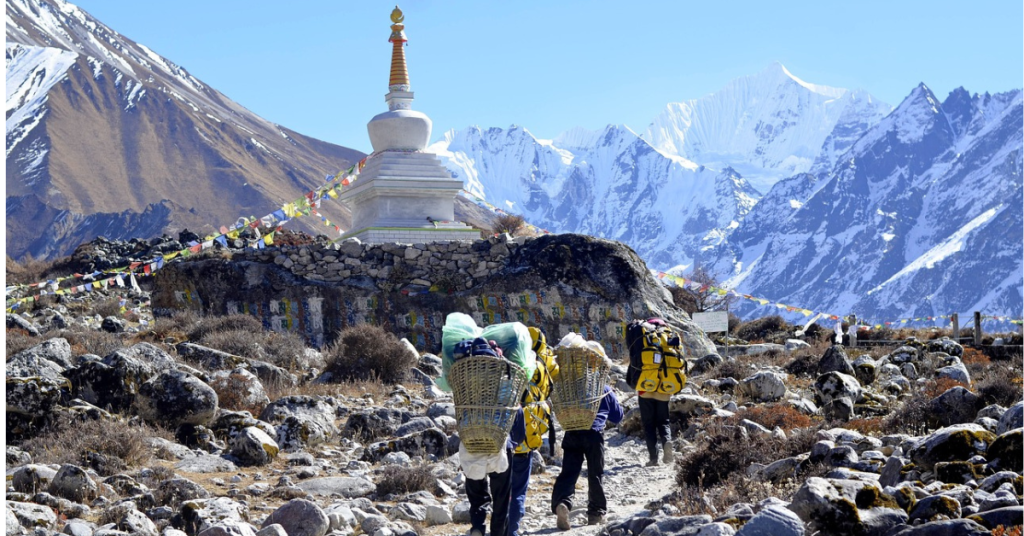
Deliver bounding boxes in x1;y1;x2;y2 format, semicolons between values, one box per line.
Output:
6;277;1022;536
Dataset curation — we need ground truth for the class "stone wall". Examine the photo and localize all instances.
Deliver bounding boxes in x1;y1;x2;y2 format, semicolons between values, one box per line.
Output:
151;233;717;359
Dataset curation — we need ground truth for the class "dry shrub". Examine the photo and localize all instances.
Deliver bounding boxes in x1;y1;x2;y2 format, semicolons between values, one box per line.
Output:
151;310;201;342
6;254;60;285
187;314;264;342
92;298;124;319
375;465;435;496
734;315;792;343
255;330;309;370
676;423;817;488
19;417;171;476
58;328;124;357
266;378;387;402
729;404;814;432
6;328;42;357
213;372;268;415
325;324;414;384
845;417;886;435
491;214;525;236
199;329;261;358
785;352;818;377
993;525;1023;536
961;347;990;366
925;378;971;398
883;391;930;436
976;374;1024;408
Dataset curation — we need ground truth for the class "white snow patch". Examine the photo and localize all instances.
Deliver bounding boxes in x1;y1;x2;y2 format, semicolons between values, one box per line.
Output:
881;233;895;242
6;43;79;156
789;199;803;209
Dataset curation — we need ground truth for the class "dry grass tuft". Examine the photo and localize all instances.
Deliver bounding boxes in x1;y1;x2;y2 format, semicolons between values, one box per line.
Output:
676;422;818;488
491;214;526;236
728;403;815;432
845;417;886;435
187;313;264;342
6;328;42;357
19;417;172;476
375;465;436;497
734;315;793;344
325;324;414;384
961;347;990;366
925;378;971;398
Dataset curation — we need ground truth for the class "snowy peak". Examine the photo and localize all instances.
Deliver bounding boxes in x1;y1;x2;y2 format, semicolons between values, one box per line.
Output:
643;63;891;193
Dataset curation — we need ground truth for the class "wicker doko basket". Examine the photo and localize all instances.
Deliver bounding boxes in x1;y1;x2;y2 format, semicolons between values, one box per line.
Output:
550;346;611;431
449;356;529;454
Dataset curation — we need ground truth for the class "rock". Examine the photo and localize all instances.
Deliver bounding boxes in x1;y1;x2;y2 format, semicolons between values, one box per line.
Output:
296;477;376;498
254;524;287;536
908;424;996;470
813;372;862;406
426;403;455;419
261;499;329;536
362;428;450;462
6;338;71;379
823;397;855;423
134;370;219;428
976;487;1018;512
696;523;736;536
62;520;95;536
734;505;804;536
197;524;257;536
737;371;787;402
48;464;97;503
927;337;963;358
637;515;713;536
360;514;389;535
156;478;212;507
109;504;158;536
210;369;269;411
851;356;876;385
786;339;811;351
818;345;854;376
927;386;983;428
394;417;438;437
788;477;907;536
424;505;452;526
7;500;57;531
259;396;338;451
967;505;1024;530
986;428;1022;472
997;401;1023;434
209;411;276;443
7;313;41;336
6;376;66;436
669;394;715;416
389;503;426;522
936;359;971;385
10;464;58;494
101;316;126;333
451;501;471;523
890;519;990;536
174;455;238;474
229;427;279;466
121;343;178;371
178;498;250;536
889;346;919;364
344;409;405;443
908;495;961;522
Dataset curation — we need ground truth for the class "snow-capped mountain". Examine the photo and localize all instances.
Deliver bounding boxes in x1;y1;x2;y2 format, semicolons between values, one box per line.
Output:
430;124;760;269
707;85;1023;321
644;63;892;193
6;0;366;260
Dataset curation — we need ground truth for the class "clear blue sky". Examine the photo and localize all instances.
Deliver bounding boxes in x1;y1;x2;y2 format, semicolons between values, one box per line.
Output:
73;0;1023;154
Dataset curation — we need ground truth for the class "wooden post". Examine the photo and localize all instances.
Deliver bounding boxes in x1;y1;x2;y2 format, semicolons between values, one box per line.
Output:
951;313;959;343
849;314;858;347
974;311;982;346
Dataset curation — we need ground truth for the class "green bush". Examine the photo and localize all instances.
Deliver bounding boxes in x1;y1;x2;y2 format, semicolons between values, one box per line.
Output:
325;324;415;384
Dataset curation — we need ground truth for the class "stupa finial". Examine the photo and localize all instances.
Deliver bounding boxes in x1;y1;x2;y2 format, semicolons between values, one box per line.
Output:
387;5;410;100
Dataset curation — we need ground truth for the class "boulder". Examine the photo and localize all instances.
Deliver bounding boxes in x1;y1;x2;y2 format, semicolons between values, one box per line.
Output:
229;427;279;466
851;356;876;386
669;394;715;416
101;316;126;333
788;477;907;536
927;387;983;428
174;455;238;474
261;499;329;536
394;417;438;437
889;519;990;536
176;343;246;371
156;478;213;507
134;370;219;428
296;477;376;498
936;359;971;385
425;505;452;526
888;346;919;364
997;401;1023;434
734;505;803;536
10;464;58;494
343;408;406;443
106;503;158;536
6;338;71;380
70;353;158;411
908;424;996;470
7;501;57;532
818;345;854;376
986;428;1022;472
389;503;427;523
823;397;855;423
967;505;1024;530
737;371;787;402
259;396;338;451
210;369;270;411
209;411;276;442
908;495;961;523
362;428;450;462
813;372;862;406
178;498;250;536
927;337;963;358
197;523;258;536
7;313;41;336
6;375;66;422
47;464;97;503
637;515;713;536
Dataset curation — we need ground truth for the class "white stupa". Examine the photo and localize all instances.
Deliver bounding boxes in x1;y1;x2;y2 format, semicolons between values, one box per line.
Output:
337;6;477;243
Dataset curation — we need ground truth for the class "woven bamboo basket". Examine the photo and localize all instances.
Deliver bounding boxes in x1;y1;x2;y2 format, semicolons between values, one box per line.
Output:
550;346;610;431
449;355;529;454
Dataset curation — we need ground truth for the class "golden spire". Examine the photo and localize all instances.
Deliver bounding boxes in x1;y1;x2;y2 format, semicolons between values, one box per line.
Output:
388;6;409;90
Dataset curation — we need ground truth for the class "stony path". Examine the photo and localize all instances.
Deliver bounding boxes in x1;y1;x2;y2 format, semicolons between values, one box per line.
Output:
444;431;679;536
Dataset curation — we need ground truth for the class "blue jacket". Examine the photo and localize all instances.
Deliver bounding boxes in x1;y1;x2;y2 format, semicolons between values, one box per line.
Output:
591;385;624;433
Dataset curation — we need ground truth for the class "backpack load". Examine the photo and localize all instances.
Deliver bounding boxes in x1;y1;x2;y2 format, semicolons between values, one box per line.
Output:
515;327;560;454
549;333;611;431
626;319;687;395
439;313;536;454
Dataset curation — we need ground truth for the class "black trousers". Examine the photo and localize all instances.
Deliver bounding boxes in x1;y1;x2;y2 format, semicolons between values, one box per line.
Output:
551;429;606;516
466;448;514;536
638;396;671;459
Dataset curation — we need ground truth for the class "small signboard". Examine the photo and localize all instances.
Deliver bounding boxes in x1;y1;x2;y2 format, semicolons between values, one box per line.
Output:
692;311;729;333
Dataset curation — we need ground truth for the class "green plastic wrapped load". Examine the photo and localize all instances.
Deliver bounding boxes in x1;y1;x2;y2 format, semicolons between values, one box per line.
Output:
437;312;537;392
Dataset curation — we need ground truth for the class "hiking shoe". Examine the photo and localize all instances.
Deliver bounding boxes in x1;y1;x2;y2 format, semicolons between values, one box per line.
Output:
469;529;483;536
556;503;571;531
662;444;675;464
646;457;659;467
587;514;606;525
